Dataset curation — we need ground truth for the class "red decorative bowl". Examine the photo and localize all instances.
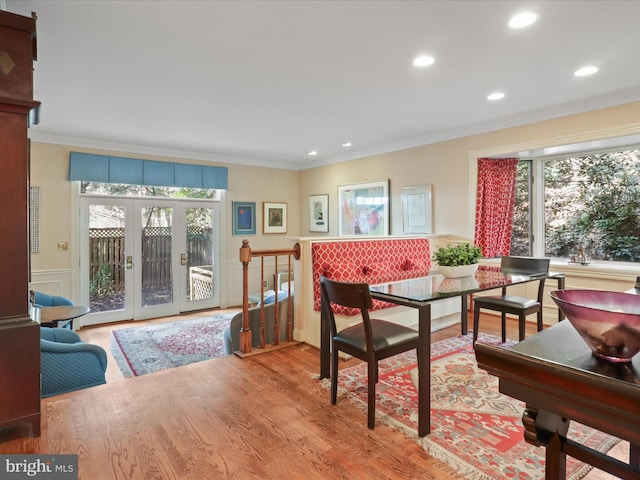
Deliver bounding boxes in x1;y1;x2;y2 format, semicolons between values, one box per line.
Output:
549;289;640;363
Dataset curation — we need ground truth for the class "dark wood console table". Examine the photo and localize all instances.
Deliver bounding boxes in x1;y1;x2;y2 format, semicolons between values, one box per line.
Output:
475;321;640;479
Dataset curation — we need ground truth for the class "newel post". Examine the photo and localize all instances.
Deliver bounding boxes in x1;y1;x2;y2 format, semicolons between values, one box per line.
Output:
239;239;252;354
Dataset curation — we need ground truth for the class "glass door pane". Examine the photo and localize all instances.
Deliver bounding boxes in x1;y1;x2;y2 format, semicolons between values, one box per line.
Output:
140;206;174;308
80;197;134;326
181;206;216;310
89;204;127;313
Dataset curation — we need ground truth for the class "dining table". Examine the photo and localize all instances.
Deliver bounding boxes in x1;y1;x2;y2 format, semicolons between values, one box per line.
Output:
319;265;565;437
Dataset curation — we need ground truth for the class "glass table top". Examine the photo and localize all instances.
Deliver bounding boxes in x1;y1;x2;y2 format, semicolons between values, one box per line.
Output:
370;265;558;303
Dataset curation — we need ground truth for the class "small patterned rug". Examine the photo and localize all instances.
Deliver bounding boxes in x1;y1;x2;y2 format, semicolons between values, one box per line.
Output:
324;333;620;480
110;313;237;377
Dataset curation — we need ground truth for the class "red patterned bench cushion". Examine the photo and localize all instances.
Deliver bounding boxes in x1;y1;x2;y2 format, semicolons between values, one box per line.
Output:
312;238;431;315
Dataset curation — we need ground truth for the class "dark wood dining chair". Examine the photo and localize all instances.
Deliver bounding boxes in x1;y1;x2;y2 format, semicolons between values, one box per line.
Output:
473;256;550;343
320;275;422;430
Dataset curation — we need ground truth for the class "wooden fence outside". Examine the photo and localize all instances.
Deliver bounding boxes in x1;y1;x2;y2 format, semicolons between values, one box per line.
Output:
89;227;212;293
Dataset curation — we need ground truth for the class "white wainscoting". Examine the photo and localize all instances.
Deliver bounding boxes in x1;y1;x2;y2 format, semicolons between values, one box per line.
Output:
29;269;73;301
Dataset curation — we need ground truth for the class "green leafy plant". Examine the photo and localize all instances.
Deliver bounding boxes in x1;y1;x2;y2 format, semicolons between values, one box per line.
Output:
433;243;482;266
90;265;115;296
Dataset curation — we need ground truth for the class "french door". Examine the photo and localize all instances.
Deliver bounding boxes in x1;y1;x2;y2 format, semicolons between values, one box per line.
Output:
79;196;220;325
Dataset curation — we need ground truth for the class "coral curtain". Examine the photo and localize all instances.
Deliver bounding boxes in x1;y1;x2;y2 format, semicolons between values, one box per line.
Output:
474;158;519;258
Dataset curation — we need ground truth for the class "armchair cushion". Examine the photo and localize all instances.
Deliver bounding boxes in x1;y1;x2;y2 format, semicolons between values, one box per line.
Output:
40;327;107;397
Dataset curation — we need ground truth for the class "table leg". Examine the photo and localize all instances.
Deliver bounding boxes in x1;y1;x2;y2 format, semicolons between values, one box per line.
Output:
545;432;567;480
523;409;568;480
320;297;330;379
417;303;431;437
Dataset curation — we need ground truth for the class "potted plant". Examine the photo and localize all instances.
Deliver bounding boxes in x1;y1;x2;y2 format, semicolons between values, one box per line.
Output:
433;243;483;278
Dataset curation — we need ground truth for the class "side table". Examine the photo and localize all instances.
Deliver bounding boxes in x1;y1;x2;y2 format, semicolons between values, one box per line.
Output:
32;305;90;330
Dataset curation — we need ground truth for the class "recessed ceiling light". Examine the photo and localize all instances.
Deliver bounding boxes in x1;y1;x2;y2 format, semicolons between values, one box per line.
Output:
487;92;505;101
307;150;318;156
413;55;435;67
574;66;598;77
342;142;352;147
508;12;537;29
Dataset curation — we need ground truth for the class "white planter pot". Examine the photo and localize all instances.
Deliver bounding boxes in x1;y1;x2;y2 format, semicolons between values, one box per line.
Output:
437;263;479;279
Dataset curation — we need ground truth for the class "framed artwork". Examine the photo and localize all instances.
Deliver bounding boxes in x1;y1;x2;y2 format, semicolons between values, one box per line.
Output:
309;194;329;232
338;180;389;236
263;202;287;234
402;185;433;234
232;201;256;235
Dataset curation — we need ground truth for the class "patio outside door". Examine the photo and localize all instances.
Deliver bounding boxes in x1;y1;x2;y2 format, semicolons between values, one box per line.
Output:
79;197;220;325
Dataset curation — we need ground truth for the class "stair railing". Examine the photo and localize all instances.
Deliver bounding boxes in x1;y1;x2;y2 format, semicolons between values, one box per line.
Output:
238;239;300;355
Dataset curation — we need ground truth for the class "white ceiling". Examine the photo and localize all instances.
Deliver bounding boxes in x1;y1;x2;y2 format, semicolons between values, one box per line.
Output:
6;0;640;170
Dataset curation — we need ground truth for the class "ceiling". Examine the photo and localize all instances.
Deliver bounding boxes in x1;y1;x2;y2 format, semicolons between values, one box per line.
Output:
5;0;640;170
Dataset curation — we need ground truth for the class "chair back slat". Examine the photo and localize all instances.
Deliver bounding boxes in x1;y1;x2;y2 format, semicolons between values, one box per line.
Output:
320;276;373;311
500;256;550;274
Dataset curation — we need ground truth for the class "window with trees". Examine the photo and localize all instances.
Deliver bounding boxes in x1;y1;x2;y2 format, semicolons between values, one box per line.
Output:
510;147;640;263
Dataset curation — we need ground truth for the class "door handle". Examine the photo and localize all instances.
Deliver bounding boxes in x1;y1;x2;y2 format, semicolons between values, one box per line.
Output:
180;253;187;266
126;256;133;269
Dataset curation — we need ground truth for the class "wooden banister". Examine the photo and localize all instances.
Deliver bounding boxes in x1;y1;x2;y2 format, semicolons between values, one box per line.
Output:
237;240;300;356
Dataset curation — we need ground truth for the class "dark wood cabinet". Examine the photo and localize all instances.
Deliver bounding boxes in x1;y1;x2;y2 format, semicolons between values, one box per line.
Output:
0;9;41;439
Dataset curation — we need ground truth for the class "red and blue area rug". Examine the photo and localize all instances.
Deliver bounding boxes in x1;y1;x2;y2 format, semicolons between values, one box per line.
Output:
323;333;620;480
110;313;237;377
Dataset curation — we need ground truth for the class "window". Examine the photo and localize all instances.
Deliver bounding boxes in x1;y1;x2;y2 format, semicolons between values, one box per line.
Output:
80;182;220;200
511;147;640;263
511;160;532;256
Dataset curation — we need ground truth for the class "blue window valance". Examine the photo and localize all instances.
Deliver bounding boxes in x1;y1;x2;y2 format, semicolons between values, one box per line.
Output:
67;152;228;190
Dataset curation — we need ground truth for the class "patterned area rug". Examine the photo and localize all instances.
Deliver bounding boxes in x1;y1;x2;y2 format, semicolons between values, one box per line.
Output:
110;313;237;377
325;333;620;480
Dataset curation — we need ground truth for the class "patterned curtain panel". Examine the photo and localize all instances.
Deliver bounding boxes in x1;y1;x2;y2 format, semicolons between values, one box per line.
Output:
474;158;519;258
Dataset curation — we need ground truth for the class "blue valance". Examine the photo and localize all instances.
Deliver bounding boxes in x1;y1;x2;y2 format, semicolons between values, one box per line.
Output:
67;152;228;189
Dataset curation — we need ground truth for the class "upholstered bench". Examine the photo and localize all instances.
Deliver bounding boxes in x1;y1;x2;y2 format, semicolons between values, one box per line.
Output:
312;237;432;316
294;236;462;349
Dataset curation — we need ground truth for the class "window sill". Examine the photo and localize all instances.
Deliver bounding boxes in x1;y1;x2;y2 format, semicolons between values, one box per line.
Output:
480;257;639;281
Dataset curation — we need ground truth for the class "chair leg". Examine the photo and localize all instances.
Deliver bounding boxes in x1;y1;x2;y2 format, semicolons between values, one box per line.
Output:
518;314;526;341
501;313;507;343
374;359;379;384
367;362;377;429
473;306;480;343
537;310;544;332
330;346;338;405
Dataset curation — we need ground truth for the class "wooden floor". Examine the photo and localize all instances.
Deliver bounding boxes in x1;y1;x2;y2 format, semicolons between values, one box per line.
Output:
0;311;627;479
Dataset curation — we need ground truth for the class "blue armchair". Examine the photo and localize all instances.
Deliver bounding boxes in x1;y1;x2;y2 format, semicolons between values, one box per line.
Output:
30;290;74;307
40;328;107;398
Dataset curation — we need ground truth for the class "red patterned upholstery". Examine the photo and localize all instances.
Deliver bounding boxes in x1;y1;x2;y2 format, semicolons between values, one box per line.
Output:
312;238;431;315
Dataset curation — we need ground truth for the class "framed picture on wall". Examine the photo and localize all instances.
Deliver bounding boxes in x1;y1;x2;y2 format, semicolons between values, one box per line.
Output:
402;185;433;233
263;202;287;234
309;194;329;232
232;201;256;235
338;179;389;236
